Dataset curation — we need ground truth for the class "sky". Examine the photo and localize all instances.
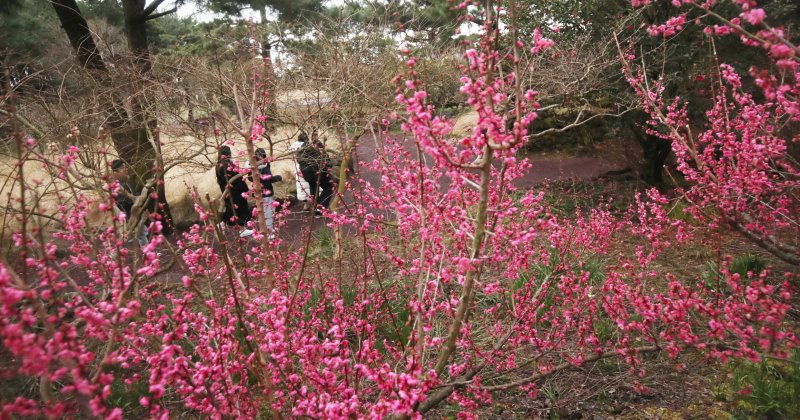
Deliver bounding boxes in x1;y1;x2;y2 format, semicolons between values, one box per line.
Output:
167;0;321;69
170;0;483;36
174;1;231;22
172;0;345;23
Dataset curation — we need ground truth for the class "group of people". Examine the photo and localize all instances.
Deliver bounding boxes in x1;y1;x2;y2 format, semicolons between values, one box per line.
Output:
108;130;333;245
215;129;334;238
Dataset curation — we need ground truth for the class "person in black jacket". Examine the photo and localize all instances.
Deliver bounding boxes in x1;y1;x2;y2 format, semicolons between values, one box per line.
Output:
110;159;149;246
253;147;282;236
215;146;253;237
296;130;334;217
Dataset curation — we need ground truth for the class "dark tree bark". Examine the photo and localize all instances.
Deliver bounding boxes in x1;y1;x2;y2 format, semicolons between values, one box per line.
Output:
622;110;672;187
50;0;127;130
120;0;175;233
50;0;106;72
122;0;151;72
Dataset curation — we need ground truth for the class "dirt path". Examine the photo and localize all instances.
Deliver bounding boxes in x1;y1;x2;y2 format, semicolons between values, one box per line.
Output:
262;135;625;247
515;153;625;186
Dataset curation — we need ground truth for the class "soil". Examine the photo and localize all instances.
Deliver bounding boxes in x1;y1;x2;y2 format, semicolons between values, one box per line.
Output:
268;135;630;243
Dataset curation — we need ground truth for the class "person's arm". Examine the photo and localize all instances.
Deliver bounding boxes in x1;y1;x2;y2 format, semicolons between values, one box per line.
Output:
259;163;282;184
119;186;136;200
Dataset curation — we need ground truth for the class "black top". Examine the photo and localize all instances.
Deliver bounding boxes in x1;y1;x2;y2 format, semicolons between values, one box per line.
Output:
296;142;330;174
114;182;134;216
216;158;249;197
253;160;282;197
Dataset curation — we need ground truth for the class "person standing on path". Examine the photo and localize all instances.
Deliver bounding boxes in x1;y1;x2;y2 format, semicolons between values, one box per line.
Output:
215;146;253;237
252;147;283;237
296;130;334;217
289;132;312;209
110;159;150;247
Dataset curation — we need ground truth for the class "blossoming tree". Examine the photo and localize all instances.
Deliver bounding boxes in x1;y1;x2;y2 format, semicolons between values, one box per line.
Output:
622;0;799;266
0;0;797;418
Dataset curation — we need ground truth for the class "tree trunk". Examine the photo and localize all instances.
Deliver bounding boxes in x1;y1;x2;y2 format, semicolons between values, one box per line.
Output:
121;0;151;72
622;110;671;187
50;0;126;131
121;0;173;234
50;0;106;72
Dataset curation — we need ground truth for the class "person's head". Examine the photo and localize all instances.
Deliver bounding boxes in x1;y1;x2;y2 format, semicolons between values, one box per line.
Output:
111;159;125;171
218;145;232;160
111;159;128;180
255;147;267;160
297;131;309;144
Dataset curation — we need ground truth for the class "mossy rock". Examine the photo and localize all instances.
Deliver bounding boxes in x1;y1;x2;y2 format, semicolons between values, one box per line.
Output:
688;403;731;419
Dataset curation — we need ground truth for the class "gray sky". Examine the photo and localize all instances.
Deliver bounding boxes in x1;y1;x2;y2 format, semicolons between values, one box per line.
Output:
172;0;344;22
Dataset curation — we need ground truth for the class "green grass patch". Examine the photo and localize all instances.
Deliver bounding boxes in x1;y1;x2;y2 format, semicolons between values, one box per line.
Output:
665;198;696;223
701;253;767;292
542;179;635;217
715;349;800;419
307;227;336;260
106;365;150;413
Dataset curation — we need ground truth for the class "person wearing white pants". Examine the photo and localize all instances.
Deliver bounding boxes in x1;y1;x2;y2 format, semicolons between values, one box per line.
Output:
253;148;283;237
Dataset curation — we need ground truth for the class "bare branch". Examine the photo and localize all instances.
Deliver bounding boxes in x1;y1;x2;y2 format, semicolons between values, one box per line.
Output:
144;7;177;21
483;346;661;392
141;0;168;18
528;109;634;139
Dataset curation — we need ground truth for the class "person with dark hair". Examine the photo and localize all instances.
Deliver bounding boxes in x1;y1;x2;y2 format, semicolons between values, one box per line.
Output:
295;130;334;218
215;146;253;237
110;159;149;246
252;148;282;237
297;131;309;144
